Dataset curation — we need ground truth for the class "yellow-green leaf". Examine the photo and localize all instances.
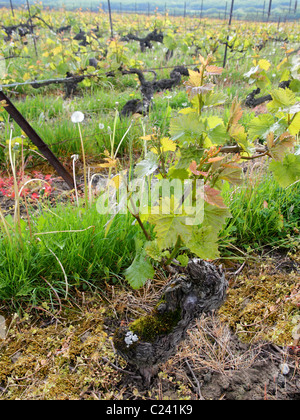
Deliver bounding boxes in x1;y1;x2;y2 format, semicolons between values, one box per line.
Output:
160;137;177;153
289;112;300;136
258;59;271;71
267;88;296;112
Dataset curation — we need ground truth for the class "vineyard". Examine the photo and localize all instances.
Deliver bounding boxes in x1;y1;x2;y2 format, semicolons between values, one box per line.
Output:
0;2;300;401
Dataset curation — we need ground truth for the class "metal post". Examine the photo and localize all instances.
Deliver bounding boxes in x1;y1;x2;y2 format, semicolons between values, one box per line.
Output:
0;91;74;189
267;0;272;21
107;0;113;38
223;0;234;69
9;0;15;17
26;0;38;58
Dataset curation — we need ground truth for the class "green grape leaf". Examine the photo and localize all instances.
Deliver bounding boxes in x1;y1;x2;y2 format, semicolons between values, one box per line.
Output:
188;225;220;260
202;91;227;108
144;239;162;262
269;153;300;187
170;113;206;146
176;254;189;267
164;34;177;50
289;79;300;93
176;146;204;169
248;114;276;140
267;88;296;113
267;132;296;161
203;202;232;233
289;112;300;136
148;198;193;250
167;167;190;180
124;239;155;289
206;122;229;145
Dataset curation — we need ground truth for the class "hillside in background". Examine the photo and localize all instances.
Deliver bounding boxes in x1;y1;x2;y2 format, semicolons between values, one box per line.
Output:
1;0;299;20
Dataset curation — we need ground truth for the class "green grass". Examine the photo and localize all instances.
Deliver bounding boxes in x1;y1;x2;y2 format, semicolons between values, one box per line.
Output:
0;203;140;307
1;165;300;308
221;173;300;250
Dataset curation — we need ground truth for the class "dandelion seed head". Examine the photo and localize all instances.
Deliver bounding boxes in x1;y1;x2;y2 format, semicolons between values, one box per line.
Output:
71;111;85;123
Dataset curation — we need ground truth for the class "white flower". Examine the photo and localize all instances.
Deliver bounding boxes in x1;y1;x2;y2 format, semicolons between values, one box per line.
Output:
71;111;85;123
124;331;139;347
71;154;79;161
99;123;105;130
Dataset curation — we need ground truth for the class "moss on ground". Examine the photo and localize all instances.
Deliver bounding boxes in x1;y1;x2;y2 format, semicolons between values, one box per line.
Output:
0;297;193;400
219;253;300;346
0;306;122;400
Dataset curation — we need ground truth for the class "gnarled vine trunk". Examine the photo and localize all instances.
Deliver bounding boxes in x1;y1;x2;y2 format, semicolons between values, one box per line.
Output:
114;258;227;383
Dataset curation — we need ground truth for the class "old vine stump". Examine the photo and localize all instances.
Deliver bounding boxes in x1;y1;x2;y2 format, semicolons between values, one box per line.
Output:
114;258;227;383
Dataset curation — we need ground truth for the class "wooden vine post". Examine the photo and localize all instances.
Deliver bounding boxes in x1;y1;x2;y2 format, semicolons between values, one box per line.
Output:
0;91;74;189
